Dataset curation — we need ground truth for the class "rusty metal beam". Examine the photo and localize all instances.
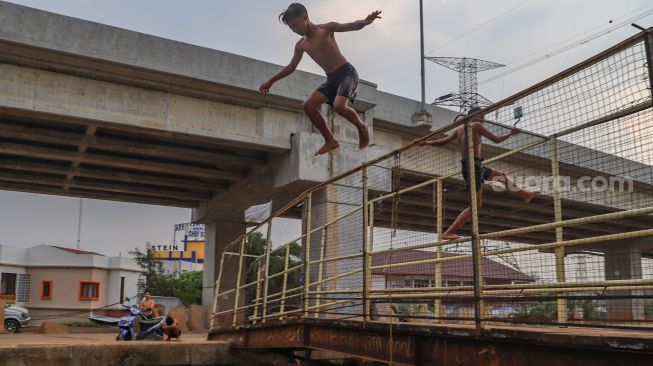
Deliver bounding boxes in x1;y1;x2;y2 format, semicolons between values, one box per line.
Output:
209;319;653;365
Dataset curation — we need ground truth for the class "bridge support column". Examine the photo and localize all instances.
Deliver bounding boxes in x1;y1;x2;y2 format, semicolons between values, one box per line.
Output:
203;221;246;328
604;243;645;321
298;108;378;320
305;181;365;319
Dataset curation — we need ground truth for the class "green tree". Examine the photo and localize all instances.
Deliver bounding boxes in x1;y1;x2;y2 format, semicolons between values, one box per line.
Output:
244;232;302;317
130;247;203;306
511;294;605;323
645;298;653;317
129;247;164;297
174;270;203;306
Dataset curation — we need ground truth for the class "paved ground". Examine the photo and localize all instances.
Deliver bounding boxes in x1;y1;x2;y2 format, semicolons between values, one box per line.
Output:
0;331;237;366
0;330;209;346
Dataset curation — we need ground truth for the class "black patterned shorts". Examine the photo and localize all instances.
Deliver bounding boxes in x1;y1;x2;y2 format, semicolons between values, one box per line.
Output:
461;158;492;191
317;62;359;106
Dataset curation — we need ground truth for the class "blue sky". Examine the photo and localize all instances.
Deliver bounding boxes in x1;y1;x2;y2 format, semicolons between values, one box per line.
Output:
2;0;652;256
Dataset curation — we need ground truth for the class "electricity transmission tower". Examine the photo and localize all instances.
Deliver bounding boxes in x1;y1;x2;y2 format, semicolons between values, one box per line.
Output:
426;57;504;112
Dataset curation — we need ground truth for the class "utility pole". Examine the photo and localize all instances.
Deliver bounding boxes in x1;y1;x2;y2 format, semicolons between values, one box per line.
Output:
420;0;426;112
76;198;83;250
412;0;433;128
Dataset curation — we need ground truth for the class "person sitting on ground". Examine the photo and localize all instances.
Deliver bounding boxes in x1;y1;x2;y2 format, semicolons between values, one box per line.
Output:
142;307;154;320
415;107;539;240
140;291;155;311
162;315;182;341
259;3;382;156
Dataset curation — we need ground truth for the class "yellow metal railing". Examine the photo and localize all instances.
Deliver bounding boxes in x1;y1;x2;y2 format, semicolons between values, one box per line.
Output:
210;29;653;332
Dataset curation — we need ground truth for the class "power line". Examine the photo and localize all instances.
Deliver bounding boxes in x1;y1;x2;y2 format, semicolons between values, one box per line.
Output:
503;2;653;67
425;0;535;55
480;7;653;85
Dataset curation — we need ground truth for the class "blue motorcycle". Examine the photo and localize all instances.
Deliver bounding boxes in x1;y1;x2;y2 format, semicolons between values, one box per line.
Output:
116;305;164;341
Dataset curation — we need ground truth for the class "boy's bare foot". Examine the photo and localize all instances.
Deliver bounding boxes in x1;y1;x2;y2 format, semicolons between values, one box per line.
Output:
523;191;539;204
315;140;340;155
442;233;460;241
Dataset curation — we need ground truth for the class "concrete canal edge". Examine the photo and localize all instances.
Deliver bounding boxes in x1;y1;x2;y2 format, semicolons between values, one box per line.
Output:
0;341;238;366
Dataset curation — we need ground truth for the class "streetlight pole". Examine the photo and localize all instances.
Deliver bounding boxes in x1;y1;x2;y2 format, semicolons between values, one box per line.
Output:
412;0;432;128
420;0;426;112
76;198;83;250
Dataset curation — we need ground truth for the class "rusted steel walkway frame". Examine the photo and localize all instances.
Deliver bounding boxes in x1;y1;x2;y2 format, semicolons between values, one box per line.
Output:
209;319;653;365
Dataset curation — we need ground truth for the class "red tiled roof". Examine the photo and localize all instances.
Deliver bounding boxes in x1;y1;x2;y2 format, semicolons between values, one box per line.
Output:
371;249;533;282
50;245;104;256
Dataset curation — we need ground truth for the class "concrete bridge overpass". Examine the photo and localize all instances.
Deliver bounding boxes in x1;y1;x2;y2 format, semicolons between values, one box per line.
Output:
0;0;460;209
0;1;460;306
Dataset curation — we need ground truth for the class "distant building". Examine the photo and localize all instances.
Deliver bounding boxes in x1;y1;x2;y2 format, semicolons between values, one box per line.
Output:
0;244;142;322
149;223;205;274
372;249;534;319
150;239;204;274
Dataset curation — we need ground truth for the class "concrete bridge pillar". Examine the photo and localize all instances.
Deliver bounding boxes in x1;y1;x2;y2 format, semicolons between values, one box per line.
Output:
307;179;365;304
604;243;645;321
202;221;246;328
303;107;377;317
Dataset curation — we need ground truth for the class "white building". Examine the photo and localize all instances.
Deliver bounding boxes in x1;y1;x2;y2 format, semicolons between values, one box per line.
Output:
0;244;142;322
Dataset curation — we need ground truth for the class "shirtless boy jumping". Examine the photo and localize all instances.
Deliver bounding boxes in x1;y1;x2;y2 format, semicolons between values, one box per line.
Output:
416;107;539;240
259;3;381;155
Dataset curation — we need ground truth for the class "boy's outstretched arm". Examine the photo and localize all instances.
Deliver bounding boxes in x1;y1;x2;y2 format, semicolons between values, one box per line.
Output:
413;132;457;146
259;41;304;94
327;10;382;32
477;124;520;143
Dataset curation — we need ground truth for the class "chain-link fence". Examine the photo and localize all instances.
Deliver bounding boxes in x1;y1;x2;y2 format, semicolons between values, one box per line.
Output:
211;29;653;332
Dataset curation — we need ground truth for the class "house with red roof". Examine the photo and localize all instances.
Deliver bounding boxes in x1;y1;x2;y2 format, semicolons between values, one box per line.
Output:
371;249;534;319
0;244;142;324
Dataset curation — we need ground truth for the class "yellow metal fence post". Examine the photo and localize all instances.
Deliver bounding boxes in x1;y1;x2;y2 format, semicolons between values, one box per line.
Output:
362;167;370;323
210;251;226;330
279;243;291;319
303;193;313;319
550;137;568;324
315;227;326;318
252;252;263;324
261;221;273;323
465;119;484;332
434;178;443;323
232;237;246;328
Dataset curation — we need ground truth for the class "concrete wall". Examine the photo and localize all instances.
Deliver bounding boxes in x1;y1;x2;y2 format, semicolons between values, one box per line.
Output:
26;267;109;310
1;244;142;309
0;246;29;306
106;269;140;305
